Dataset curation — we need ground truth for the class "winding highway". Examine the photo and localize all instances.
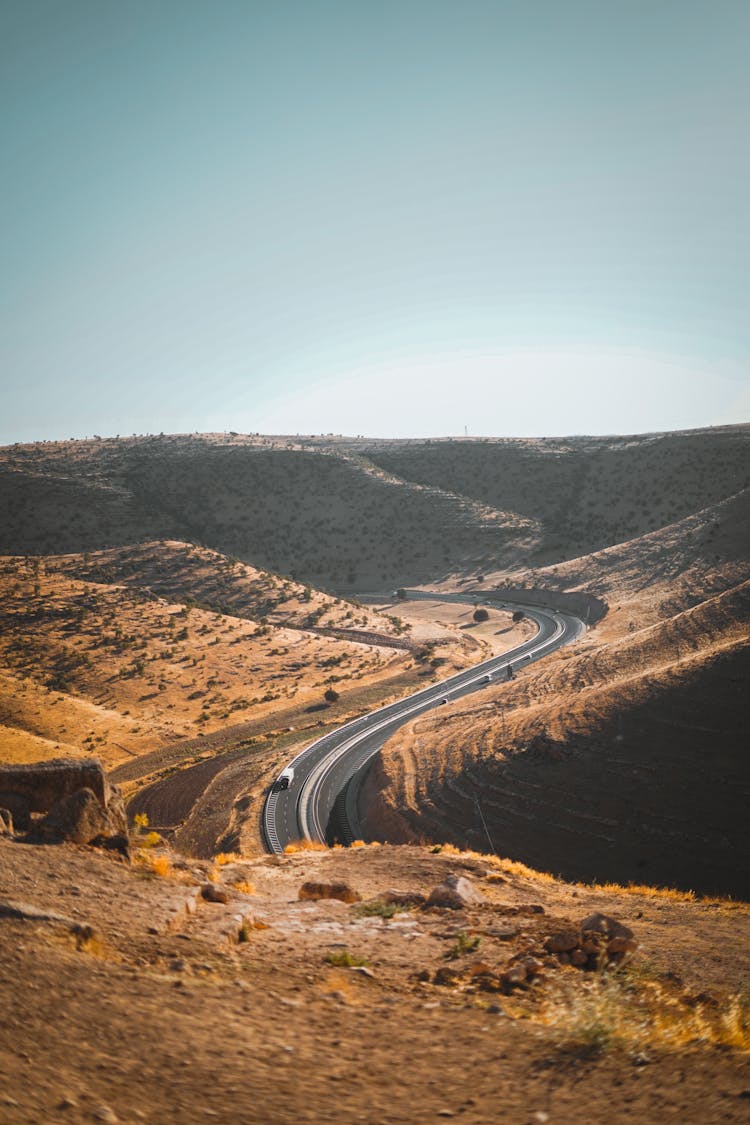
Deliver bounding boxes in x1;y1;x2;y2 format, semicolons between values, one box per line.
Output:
262;591;586;853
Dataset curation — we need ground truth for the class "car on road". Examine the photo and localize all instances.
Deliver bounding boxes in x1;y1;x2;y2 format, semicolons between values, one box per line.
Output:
482;674;492;682
439;697;449;704
272;766;295;793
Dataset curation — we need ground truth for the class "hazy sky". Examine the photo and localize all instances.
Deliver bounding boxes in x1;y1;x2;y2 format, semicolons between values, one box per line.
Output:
2;0;749;443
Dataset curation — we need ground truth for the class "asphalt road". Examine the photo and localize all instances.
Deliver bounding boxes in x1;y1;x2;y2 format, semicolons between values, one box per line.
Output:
262;591;585;853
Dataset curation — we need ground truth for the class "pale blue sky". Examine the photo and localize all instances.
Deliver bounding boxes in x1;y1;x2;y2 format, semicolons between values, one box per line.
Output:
2;0;749;442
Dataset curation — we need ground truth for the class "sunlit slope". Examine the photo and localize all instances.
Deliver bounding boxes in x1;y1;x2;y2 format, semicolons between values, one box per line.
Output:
0;545;413;769
525;487;750;630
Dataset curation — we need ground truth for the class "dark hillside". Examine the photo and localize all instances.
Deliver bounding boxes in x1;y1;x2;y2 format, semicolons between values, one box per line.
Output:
362;429;750;564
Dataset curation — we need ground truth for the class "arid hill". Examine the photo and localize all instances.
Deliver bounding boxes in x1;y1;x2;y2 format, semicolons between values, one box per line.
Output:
0;426;748;885
2;426;746;587
361;488;750;897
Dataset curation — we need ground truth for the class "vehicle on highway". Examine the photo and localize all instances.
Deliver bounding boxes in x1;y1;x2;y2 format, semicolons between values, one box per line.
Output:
440;697;449;704
482;674;492;682
272;766;295;792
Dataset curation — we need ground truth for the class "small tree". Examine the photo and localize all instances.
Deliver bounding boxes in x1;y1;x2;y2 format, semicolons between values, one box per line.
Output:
396;588;407;600
512;610;525;623
324;688;340;704
473;607;489;623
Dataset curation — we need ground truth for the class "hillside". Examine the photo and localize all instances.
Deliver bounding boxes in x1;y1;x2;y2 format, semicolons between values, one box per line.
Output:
2;426;746;589
1;834;749;1124
361;565;750;896
0;425;747;880
359;427;750;566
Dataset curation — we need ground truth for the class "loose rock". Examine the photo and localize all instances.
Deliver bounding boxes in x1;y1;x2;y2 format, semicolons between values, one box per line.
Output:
544;929;581;954
299;881;361;904
34;787;127;845
201;884;230;904
426;874;485;910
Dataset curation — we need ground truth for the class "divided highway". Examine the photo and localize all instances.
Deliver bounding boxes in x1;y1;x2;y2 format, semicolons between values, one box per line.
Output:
262;592;585;854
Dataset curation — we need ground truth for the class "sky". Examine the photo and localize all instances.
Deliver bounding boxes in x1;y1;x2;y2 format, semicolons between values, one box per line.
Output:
2;0;749;443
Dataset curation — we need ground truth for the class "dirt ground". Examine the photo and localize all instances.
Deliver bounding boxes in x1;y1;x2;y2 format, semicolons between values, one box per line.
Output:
1;838;749;1124
369;597;536;656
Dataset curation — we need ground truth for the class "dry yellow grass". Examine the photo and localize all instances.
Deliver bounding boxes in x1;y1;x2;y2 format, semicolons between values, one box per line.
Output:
539;967;750;1056
135;851;175;879
283;839;329;854
231;880;256;895
0;550;422;770
214;851;241;865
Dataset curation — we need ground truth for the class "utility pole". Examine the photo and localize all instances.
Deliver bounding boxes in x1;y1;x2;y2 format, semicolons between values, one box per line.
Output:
474;795;497;856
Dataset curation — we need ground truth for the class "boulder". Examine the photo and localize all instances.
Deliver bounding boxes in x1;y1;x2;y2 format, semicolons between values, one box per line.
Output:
500;964;528;990
298;881;362;904
201;883;230;904
433;966;461;987
544;929;581;954
33;787;127;845
0;758;111;813
90;834;131;862
468;961;495;978
0;794;31;832
580;912;637;956
426;874;486;910
519;956;545;978
382;889;427;907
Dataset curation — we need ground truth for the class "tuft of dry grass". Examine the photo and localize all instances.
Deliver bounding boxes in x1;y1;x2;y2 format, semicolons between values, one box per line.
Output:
425;844;747;908
325;949;369;968
134;850;185;881
214;851;241;865
283;839;329;854
232;880;256;895
539;963;750;1057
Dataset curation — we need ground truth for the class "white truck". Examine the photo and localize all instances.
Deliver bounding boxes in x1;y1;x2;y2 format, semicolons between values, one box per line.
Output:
272;766;295;793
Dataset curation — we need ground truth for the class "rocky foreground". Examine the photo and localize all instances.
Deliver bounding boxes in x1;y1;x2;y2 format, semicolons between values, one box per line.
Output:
1;819;749;1123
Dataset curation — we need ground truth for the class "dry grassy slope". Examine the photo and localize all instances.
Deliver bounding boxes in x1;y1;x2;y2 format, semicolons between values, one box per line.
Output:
0;465;176;555
362;580;750;898
0;435;537;587
121;444;535;587
47;539;405;636
360;428;750;566
519;487;750;631
0;550;417;770
1;428;746;588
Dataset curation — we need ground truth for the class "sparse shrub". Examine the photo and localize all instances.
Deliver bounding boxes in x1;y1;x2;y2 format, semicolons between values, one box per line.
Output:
354;900;409;919
325;949;369;968
446;931;481;959
324;687;340;703
232;880;255;895
214;851;240;865
473;607;489;623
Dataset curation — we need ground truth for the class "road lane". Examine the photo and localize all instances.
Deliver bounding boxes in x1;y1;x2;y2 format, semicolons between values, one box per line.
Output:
263;591;585;853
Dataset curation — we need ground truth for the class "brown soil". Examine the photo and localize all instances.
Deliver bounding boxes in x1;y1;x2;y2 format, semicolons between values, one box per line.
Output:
0;548;419;767
1;837;748;1124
